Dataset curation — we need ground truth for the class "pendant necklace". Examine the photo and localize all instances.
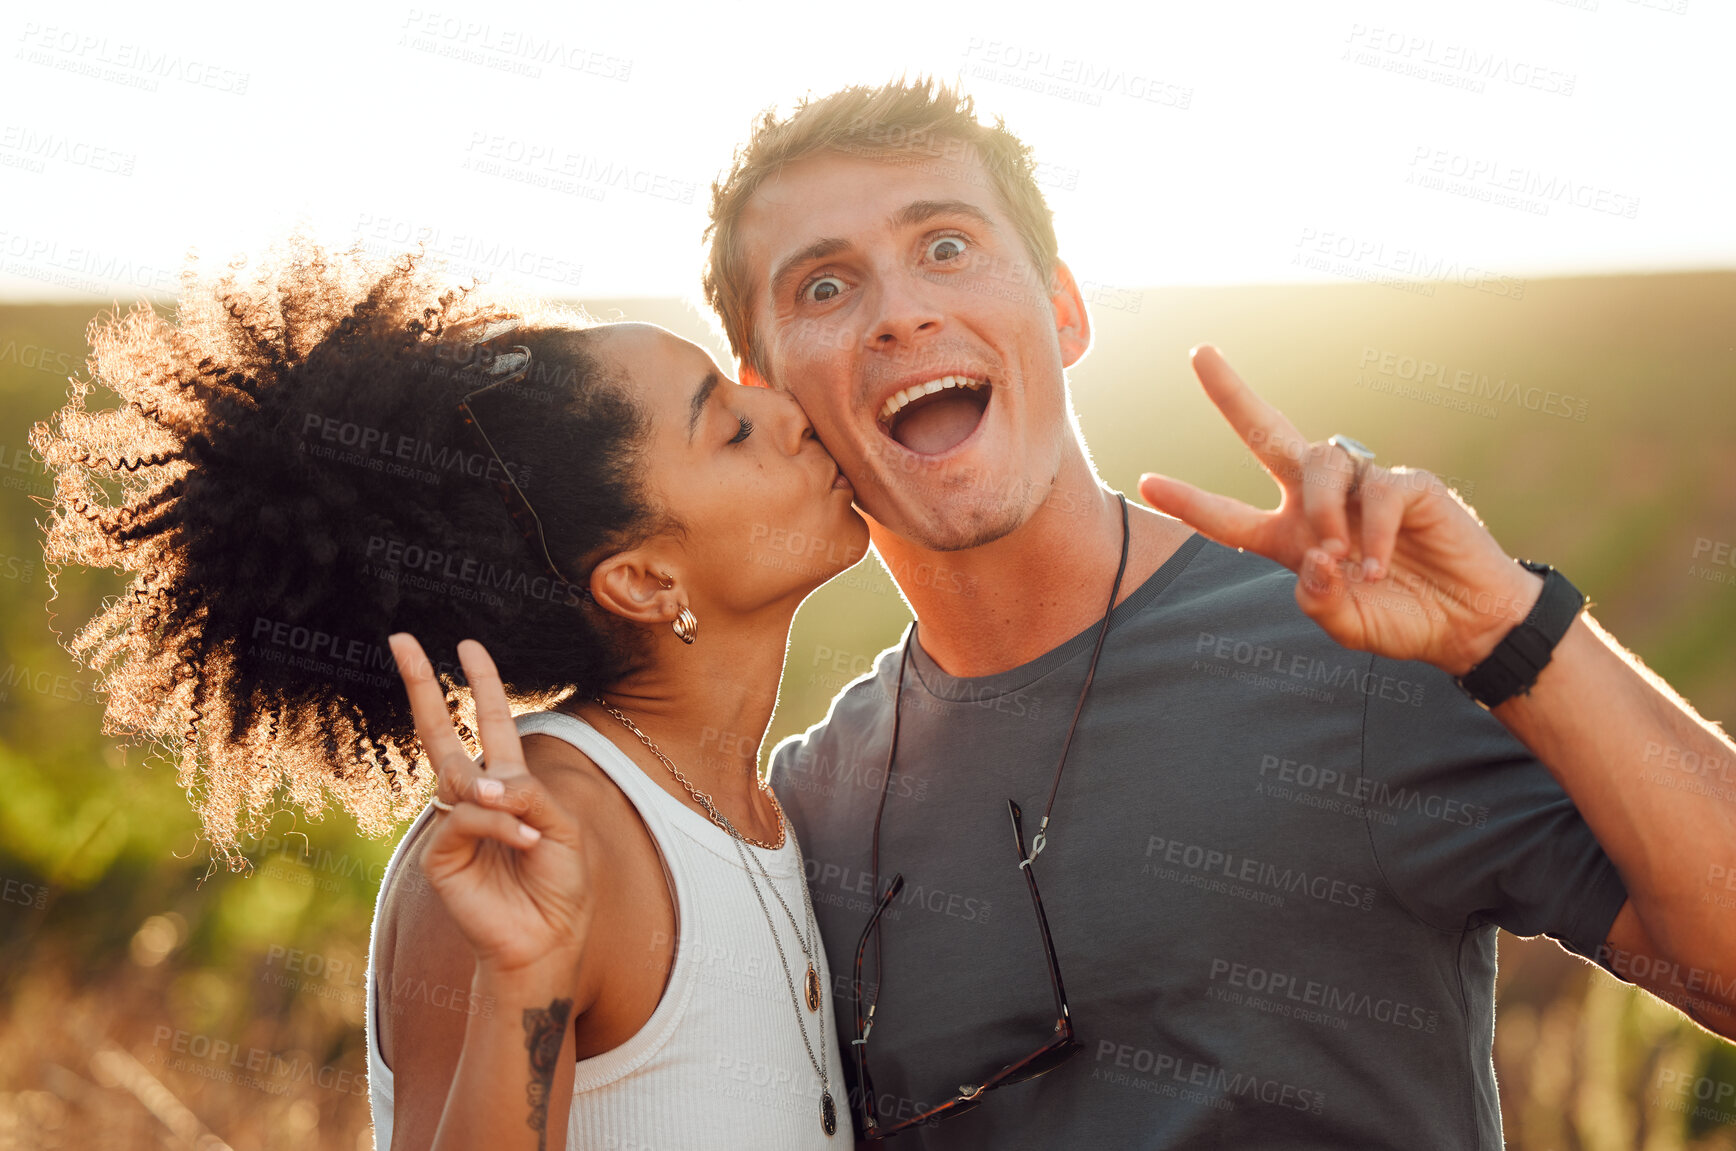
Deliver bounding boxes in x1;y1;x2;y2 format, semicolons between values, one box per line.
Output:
594;698;837;1136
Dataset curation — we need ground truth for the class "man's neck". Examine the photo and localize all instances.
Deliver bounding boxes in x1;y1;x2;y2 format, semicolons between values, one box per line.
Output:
871;459;1195;677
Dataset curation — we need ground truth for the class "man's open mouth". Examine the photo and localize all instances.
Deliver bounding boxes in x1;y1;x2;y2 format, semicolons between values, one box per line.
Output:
875;375;991;456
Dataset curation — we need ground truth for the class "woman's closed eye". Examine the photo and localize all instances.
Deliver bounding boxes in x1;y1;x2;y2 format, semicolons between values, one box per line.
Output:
728;414;755;444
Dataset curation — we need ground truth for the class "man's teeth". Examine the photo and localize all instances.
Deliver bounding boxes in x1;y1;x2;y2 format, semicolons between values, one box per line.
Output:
877;376;986;425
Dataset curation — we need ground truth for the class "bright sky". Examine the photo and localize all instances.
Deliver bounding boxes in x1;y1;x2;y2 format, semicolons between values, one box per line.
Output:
2;0;1730;310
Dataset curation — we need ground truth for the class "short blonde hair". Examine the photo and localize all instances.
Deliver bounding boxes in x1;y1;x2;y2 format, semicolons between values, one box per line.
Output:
702;78;1059;380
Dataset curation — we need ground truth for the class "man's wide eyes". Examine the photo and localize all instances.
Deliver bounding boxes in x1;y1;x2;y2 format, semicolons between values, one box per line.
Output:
804;276;845;303
927;235;968;262
798;236;972;302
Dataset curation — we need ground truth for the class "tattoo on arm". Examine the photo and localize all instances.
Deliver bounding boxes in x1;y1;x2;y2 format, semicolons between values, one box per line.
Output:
522;997;573;1151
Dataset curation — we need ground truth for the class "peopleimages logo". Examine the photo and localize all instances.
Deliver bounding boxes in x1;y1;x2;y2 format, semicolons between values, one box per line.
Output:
0;125;136;175
1194;632;1427;707
1406;146;1638;220
14;23;251;95
804;859;991;925
0;337;80;377
362;536;586;609
397;10;632;81
1091;1040;1326;1114
1143;835;1378;911
1207;958;1439;1033
1356;347;1588;421
1257;755;1488;827
148;1027;366;1096
461;132;697;205
1292;227;1526;300
1341;24;1576;97
300;412;529;487
355;213;584;290
960;38;1194;109
250;617;389;672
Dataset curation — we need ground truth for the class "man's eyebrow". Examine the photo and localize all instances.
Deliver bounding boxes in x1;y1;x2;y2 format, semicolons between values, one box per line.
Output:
889;199;997;232
770;237;851;302
766;201;997;303
688;371;720;440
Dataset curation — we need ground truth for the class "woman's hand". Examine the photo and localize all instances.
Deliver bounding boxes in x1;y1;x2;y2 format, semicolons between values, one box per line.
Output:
388;634;594;977
1138;346;1545;676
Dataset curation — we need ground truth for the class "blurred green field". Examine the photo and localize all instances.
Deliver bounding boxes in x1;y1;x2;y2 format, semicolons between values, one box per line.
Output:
1;272;1732;1149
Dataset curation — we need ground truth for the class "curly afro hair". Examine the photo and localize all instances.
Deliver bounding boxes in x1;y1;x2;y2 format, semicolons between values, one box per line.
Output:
32;239;662;864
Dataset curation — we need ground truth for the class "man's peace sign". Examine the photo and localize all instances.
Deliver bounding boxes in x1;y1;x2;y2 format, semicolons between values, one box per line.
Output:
1139;346;1544;677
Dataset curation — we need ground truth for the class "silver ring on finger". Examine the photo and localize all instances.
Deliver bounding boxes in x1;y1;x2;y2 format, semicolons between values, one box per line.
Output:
1327;434;1376;498
430;795;456;813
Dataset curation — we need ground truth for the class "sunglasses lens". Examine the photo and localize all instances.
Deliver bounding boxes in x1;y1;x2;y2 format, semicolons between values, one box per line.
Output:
995;1037;1083;1087
939;1096;983;1123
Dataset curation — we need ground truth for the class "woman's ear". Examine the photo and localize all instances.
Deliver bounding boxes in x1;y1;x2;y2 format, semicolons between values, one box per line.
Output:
589;552;683;627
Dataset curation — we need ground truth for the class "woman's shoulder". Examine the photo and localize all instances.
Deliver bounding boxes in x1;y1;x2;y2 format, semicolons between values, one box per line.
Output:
519;728;651;851
517;727;681;1060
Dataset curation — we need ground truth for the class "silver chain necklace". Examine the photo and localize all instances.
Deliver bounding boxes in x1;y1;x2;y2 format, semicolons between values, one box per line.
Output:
593;698;836;1137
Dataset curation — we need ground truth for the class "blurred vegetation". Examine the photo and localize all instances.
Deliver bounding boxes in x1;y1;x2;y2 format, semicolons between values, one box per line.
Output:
0;272;1732;1148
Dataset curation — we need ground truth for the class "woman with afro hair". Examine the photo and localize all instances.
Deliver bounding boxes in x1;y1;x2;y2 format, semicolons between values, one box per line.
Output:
33;239;867;1149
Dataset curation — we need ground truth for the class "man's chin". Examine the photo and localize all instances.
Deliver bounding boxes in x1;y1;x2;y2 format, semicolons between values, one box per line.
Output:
865;488;1030;555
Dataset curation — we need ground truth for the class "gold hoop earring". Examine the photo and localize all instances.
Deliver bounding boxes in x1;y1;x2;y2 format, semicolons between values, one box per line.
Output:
672;606;698;645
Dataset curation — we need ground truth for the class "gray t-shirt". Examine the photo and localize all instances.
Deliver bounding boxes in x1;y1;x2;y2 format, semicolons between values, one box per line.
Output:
772;535;1629;1149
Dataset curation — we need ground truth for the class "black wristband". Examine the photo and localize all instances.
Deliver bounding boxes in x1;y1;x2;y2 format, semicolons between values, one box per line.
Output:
1455;560;1587;709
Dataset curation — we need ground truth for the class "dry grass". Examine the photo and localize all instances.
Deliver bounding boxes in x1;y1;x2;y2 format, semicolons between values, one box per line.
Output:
2;934;1734;1148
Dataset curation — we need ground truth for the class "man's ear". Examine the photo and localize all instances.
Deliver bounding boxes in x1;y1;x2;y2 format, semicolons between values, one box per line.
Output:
1048;259;1093;369
589;550;683;627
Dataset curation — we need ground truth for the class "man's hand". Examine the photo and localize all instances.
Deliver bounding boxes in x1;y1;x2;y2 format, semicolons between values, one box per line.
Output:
1139;345;1543;676
1143;345;1736;1039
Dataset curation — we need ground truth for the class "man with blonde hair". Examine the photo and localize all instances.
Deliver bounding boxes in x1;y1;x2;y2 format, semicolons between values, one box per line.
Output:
706;79;1735;1146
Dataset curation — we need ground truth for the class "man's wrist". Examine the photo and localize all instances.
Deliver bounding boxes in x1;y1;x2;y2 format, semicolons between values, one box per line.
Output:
1446;559;1546;676
1454;561;1587;706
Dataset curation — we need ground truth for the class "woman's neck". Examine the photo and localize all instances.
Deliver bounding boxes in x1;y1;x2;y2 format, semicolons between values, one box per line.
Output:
570;605;797;844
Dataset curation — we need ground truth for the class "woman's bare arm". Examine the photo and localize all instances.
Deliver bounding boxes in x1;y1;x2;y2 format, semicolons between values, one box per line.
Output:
385;636;598;1151
432;958;582;1151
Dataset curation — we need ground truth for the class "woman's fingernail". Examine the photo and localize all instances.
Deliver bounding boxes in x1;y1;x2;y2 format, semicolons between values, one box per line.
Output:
518;822;541;843
476;778;504;800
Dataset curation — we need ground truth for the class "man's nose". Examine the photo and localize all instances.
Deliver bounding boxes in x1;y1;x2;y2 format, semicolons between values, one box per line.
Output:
868;270;943;351
766;387;815;454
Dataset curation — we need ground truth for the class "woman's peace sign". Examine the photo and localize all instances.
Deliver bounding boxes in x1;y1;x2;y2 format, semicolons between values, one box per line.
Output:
387;634;595;976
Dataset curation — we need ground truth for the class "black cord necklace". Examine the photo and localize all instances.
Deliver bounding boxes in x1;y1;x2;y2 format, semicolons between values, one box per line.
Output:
863;491;1132;1010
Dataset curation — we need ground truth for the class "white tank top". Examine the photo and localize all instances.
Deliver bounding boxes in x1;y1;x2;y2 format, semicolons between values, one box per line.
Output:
364;710;848;1149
